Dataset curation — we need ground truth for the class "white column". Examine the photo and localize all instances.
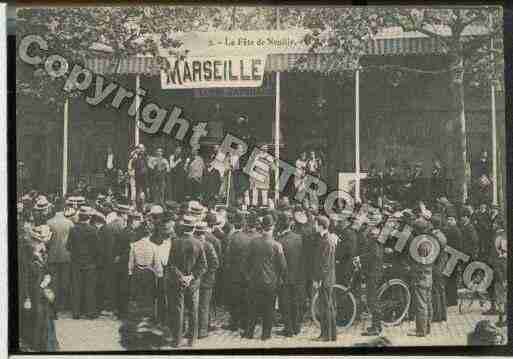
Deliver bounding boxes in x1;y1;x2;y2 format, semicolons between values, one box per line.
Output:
135;74;140;146
274;71;280;203
355;66;361;202
62;98;69;197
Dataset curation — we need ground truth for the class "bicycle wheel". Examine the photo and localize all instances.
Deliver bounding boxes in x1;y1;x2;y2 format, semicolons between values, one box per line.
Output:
377;279;411;327
311;284;357;330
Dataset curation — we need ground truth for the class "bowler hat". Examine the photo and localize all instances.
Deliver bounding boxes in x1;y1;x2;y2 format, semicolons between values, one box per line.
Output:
115;203;132;214
261;214;274;230
461;206;473;218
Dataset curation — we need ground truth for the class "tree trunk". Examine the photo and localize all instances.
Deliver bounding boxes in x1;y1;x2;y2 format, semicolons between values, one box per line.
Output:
448;51;469;205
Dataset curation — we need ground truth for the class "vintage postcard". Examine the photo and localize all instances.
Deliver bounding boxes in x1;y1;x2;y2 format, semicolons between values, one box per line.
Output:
13;4;508;352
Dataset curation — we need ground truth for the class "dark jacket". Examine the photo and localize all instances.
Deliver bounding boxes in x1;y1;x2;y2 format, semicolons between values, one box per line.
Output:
205;231;222;267
97;219;124;267
295;222;317;280
335;226;358;284
445;225;463;253
66;222;100;267
246;231;287;290
167;233;207;289
461;221;480;259
199;237;219;289
113;227;138;267
225;230;253;283
278;230;305;284
313;232;336;287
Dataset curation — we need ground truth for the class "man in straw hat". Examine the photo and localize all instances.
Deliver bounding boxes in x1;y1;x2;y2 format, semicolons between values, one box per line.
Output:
66;206;99;319
167;214;207;347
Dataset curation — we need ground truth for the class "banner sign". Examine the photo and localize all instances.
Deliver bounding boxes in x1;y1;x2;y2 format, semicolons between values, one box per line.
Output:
193;73;275;97
157;30;312;58
161;55;267;89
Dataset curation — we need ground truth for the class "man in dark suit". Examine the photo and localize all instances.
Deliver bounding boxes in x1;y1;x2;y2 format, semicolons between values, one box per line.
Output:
444;210;462;307
244;215;287;340
96;204;129;313
313;215;337;341
66;206;100;319
223;212;252;332
195;222;219;339
460;206;480;260
277;212;305;337
167;215;207;347
361;222;385;336
335;213;358;288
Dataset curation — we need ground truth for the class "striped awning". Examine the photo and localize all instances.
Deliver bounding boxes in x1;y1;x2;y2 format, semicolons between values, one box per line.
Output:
84;36;448;75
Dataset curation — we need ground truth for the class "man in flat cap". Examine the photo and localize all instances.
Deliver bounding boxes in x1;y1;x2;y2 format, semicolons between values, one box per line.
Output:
167;215;207;347
66;206;100;319
244;215;287;340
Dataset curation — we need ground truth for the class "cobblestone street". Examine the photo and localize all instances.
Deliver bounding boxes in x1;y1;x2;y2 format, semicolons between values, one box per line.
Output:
55;304;506;351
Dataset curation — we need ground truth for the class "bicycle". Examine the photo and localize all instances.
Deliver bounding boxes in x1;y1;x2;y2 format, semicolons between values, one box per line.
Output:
311;256;411;330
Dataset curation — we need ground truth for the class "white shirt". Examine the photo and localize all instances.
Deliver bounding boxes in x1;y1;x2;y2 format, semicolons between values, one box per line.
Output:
155;239;172;266
106;212;118;224
107;153;114;170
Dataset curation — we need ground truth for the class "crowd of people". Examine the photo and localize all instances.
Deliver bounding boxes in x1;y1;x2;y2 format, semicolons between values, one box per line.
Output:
17;161;507;349
15;140;506;350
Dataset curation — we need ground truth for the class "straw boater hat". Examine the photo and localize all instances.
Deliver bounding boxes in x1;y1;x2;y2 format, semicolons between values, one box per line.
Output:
195;221;209;233
180;214;197;229
188;201;206;218
115;203;132;214
66;196;86;208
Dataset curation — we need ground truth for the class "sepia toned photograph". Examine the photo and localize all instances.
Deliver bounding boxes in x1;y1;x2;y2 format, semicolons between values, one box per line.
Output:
14;4;508;352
